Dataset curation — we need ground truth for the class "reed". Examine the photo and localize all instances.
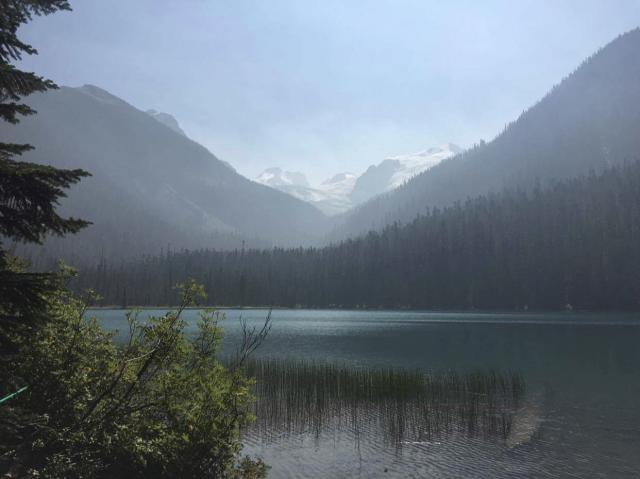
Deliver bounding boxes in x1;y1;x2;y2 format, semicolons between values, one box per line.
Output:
242;358;526;448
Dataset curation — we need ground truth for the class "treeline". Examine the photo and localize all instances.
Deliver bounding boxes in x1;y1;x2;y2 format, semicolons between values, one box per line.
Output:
77;162;640;311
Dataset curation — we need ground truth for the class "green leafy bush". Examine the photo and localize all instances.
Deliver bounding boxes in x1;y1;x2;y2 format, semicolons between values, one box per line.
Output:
1;274;267;478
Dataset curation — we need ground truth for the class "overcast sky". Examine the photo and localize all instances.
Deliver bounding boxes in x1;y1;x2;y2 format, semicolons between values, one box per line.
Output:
18;0;640;183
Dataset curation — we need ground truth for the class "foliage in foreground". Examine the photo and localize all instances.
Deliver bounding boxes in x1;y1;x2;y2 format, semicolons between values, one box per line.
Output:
1;3;268;477
1;275;267;478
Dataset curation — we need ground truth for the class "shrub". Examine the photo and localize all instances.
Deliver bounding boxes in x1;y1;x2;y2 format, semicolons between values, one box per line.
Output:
1;274;268;478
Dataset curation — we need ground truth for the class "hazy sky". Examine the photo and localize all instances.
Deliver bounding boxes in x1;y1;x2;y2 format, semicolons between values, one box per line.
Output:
18;1;640;183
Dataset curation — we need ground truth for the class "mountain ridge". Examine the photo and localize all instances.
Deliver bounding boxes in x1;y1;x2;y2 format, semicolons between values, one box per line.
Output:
2;84;329;264
145;109;186;137
255;143;460;215
332;28;640;239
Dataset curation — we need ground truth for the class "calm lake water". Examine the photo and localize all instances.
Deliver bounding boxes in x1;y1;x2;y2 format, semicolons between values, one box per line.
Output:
93;309;640;478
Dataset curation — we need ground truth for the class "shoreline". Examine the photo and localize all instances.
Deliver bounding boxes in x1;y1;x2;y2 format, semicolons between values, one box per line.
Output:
86;306;640;314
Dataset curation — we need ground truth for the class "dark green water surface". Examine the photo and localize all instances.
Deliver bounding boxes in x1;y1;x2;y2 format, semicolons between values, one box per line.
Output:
93;309;640;478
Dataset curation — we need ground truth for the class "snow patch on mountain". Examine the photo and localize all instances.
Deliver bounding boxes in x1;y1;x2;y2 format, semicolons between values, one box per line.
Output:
385;143;463;189
255;168;356;215
312;172;357;215
255;167;310;188
351;144;462;204
319;172;357;197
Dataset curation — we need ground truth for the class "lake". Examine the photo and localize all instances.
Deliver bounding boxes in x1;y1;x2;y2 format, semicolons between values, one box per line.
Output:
93;309;640;478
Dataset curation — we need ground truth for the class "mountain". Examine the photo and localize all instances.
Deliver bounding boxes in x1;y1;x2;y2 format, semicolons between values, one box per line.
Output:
254;167;320;207
255;144;457;215
255;168;356;215
255;167;310;188
350;144;462;204
80;161;640;310
314;173;358;215
334;28;640;239
320;172;358;196
1;84;328;264
145;109;186;136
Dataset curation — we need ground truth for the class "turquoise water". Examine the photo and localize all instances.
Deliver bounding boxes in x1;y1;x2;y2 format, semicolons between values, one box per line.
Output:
93;309;640;478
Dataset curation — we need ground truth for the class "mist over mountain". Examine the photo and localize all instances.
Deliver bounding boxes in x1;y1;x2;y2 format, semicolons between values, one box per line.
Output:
333;28;640;239
1;84;328;264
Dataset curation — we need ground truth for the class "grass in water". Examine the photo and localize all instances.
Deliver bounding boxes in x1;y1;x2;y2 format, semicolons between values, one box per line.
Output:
243;358;526;448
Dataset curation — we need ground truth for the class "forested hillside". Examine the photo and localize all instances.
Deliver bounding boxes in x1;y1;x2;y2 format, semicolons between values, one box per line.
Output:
78;161;640;311
0;85;328;264
333;28;640;239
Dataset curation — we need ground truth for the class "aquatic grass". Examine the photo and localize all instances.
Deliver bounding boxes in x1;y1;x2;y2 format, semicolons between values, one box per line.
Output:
242;358;525;448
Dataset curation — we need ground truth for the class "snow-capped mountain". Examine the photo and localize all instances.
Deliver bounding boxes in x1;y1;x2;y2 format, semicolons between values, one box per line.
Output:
255;167;310;188
254;168;355;215
319;172;357;197
350;143;462;204
256;144;461;215
386;143;463;189
312;173;357;215
254;168;317;206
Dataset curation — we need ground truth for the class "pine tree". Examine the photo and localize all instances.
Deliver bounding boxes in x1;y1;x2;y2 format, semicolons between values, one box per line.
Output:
0;0;90;328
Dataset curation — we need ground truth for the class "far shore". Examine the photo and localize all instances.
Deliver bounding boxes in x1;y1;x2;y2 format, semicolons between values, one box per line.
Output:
86;305;635;314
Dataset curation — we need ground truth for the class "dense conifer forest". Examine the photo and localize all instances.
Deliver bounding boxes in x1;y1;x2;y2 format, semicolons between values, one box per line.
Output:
76;161;640;311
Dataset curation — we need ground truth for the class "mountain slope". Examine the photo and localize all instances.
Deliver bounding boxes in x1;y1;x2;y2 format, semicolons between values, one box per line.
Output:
1;85;328;263
350;144;461;204
335;28;640;238
145;109;187;136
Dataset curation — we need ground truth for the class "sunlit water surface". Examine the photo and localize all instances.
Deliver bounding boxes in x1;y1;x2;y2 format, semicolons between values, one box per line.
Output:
93;309;640;478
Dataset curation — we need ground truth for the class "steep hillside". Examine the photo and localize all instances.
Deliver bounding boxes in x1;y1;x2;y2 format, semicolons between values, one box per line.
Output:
334;28;640;238
1;85;328;263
